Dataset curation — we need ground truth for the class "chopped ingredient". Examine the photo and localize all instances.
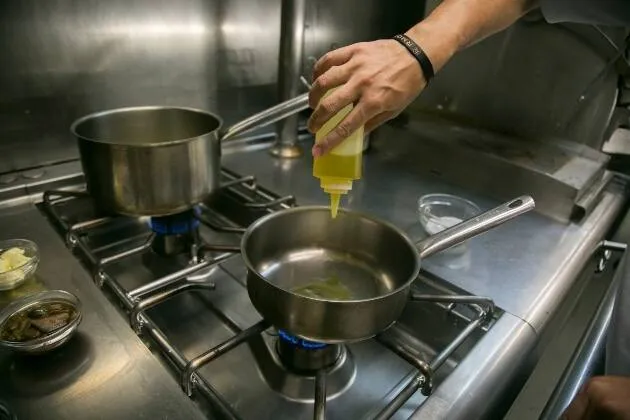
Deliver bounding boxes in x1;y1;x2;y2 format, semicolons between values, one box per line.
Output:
0;247;32;284
292;276;353;300
0;301;78;342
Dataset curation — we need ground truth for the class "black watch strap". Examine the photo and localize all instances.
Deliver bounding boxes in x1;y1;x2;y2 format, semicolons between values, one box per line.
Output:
392;34;435;84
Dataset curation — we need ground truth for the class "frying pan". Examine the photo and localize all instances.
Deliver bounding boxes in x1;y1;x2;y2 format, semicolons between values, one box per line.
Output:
242;196;535;343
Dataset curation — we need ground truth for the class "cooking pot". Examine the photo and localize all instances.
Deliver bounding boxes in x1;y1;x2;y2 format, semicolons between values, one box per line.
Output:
239;195;535;343
71;94;308;216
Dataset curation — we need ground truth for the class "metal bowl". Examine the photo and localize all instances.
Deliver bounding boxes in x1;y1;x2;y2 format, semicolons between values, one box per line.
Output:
0;290;82;354
0;239;40;291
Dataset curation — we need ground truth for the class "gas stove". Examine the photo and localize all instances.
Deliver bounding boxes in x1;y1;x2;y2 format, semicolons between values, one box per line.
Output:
40;167;496;420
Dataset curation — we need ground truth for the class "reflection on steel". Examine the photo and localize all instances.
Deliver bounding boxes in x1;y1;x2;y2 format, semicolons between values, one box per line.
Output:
596;240;628;273
376;335;433;395
271;0;307;159
314;370;327;420
130;282;216;333
182;320;269;396
374;293;494;420
222;168;297;211
42;167;495;419
540;241;626;419
100;235;155;267
127;257;228;301
41;168;296;419
409;293;495;323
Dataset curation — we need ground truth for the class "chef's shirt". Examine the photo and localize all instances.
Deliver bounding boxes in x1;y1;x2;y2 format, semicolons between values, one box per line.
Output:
541;0;630;26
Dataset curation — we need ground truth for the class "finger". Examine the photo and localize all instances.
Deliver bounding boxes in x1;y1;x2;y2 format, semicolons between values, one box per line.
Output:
309;64;354;109
312;45;356;81
562;390;589;420
312;102;375;157
365;111;396;134
307;83;358;134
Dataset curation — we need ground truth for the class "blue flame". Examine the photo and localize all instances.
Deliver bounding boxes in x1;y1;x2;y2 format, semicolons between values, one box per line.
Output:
278;329;327;350
149;206;201;235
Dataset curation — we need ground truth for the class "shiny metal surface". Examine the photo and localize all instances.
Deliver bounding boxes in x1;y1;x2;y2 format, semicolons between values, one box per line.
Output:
410;19;623;149
0;207;206;420
276;338;342;373
2;142;624;419
243;197;531;343
539;258;620;420
0;0;422;174
182;320;269;396
221;93;309;142
0;290;82;354
37;171;499;418
1;133;626;419
410;311;538;420
74;96;308;216
272;0;307;158
314;370;326;420
0;0;220;174
417;196;534;258
74;106;221;216
374;116;610;223
223;136;628;335
243;206;417;343
106;255;487;419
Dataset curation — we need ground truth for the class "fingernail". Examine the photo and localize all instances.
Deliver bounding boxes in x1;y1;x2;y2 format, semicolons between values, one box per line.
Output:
312;145;322;157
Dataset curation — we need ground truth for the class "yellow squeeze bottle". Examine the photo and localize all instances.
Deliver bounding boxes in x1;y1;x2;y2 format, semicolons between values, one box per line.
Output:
313;90;364;218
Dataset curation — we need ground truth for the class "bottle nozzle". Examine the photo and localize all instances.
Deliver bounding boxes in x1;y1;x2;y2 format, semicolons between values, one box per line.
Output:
329;193;341;218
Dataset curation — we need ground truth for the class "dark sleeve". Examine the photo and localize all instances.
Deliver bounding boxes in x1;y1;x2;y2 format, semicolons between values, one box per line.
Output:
541;0;630;26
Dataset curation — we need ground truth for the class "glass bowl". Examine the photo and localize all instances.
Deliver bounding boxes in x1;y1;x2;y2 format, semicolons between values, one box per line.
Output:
418;194;481;237
0;290;82;354
0;239;40;291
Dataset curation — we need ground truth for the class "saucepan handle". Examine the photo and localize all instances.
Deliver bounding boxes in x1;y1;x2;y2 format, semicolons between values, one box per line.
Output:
219;93;310;142
416;196;536;259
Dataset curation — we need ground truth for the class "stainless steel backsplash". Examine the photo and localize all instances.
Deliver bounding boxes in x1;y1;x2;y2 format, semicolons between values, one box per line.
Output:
0;0;420;174
0;1;624;175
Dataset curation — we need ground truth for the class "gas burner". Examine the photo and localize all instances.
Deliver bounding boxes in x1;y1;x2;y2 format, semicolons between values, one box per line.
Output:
248;329;357;403
149;207;201;235
276;330;341;373
149;208;200;256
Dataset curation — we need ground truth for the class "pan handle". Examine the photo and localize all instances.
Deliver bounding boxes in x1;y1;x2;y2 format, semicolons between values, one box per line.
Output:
219;93;310;142
416;196;536;259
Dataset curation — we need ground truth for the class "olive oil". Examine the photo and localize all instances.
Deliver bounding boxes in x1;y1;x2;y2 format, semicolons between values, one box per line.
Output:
292;276;353;300
313;90;364;218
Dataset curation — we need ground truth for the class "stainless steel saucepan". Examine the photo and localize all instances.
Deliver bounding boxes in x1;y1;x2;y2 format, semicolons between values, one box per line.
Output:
242;196;535;343
72;93;309;216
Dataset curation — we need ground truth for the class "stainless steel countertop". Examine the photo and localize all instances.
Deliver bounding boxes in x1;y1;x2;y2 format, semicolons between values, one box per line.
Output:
223;133;627;335
0;126;624;420
0;205;206;420
221;134;627;419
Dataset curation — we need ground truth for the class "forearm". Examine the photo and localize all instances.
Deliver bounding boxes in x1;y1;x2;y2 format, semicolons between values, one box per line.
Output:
406;0;539;72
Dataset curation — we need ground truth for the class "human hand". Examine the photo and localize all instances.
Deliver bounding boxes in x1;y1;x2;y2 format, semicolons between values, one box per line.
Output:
307;39;427;157
562;376;630;419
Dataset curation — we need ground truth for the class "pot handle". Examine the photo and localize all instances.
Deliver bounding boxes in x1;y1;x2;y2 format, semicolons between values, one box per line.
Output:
219;93;310;142
416;196;536;259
